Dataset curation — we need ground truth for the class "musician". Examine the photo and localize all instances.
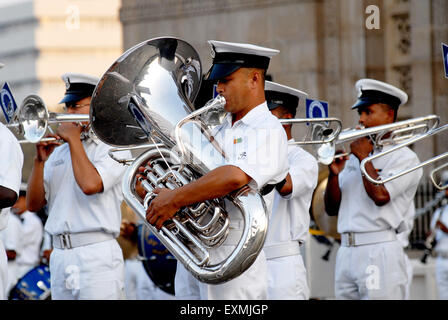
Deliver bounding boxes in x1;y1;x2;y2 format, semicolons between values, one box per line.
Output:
324;78;422;299
0;207;22;294
144;40;289;300
396;202;416;300
0;120;23;299
11;188;43;279
264;81;318;299
429;172;448;299
26;73;131;300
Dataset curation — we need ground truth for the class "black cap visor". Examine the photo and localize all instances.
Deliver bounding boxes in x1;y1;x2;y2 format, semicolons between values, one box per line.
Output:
267;101;282;111
351;97;377;110
59;92;91;104
59;82;96;104
266;91;299;113
206;64;242;81
352;90;401;110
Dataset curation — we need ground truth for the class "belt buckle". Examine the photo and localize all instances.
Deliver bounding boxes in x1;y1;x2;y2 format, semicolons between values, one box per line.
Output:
60;233;72;249
348;232;355;247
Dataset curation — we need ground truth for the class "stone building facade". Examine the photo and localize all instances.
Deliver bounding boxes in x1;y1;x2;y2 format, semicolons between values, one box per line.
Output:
119;0;448;176
0;0;122;180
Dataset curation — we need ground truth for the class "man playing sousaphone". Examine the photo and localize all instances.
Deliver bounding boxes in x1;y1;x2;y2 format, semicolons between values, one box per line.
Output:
324;79;422;299
138;40;289;300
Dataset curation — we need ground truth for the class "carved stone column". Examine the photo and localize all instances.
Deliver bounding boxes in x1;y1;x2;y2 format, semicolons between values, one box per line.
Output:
315;0;366;127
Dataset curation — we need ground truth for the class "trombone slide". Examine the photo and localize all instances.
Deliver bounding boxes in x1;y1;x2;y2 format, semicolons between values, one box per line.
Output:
360;123;448;185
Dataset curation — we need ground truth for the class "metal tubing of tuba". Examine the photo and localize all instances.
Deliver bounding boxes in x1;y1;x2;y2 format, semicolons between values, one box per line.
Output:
108;143;165;165
360;123;448;185
122;144;268;284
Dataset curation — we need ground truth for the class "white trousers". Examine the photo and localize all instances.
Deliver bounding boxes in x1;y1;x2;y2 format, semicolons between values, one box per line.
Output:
403;253;413;300
50;239;125;300
335;240;407;300
436;256;448;300
5;260;19;296
0;240;6;300
175;247;268;300
267;254;309;300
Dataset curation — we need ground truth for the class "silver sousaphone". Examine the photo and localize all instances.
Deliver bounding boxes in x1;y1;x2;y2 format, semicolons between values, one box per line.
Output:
90;37;269;284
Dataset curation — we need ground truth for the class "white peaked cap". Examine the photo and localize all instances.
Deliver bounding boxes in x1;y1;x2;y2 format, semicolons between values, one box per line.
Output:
265;81;308;99
352;78;408;110
61;73;99;87
206;40;279;81
208;40;280;58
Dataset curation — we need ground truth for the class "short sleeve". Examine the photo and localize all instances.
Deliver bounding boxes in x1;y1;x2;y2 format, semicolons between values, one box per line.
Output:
91;141;132;193
284;148;318;200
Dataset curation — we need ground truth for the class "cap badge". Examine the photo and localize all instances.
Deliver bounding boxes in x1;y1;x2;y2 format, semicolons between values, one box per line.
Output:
65;78;71;90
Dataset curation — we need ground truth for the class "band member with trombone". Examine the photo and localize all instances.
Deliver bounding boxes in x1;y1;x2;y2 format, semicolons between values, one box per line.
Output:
264;81;318;299
144;41;289;299
324;78;422;299
0;118;23;299
428;171;448;299
26;73;131;300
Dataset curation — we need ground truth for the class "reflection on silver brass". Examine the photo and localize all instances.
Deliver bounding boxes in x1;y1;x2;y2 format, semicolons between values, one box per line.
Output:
91;37;269;284
317;114;440;165
7;94;89;143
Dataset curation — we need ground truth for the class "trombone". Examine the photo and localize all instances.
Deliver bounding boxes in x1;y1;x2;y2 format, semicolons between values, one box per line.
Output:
360;122;448;185
429;161;448;190
6;94;89;144
108;118;343;165
107;93;344;165
316;114;440;165
279;118;342;146
107;118;343;165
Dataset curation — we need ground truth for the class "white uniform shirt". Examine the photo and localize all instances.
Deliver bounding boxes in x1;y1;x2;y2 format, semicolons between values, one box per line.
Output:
43;136;131;237
0;123;23;230
0;211;23;292
265;141;318;245
0;211;22;254
431;203;448;254
396;202;416;248
15;211;43;267
337;145;422;233
211;102;289;215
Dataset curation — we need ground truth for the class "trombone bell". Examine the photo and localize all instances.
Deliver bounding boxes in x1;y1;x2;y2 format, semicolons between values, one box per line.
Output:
17;95;48;143
10;94;90;144
430;160;448;190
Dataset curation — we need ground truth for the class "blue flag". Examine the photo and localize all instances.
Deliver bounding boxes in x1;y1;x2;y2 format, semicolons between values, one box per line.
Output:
0;82;18;123
306;98;329;119
442;42;448;79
